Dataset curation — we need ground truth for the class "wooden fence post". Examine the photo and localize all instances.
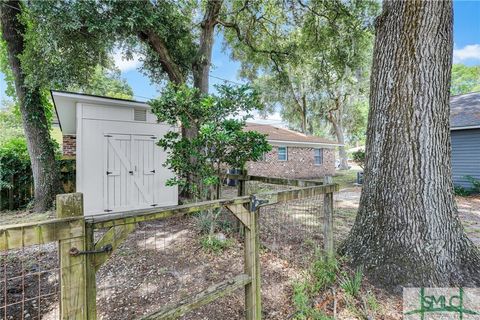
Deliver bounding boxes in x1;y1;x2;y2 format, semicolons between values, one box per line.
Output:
245;199;261;320
323;176;334;258
237;169;247;197
57;193;96;320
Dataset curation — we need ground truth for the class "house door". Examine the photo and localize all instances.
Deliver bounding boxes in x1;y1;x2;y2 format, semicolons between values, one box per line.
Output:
104;134;157;212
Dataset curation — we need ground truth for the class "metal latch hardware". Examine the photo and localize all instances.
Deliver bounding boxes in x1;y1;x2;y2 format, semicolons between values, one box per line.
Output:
150;170;155;173
250;196;269;212
106;171;112;175
69;244;113;257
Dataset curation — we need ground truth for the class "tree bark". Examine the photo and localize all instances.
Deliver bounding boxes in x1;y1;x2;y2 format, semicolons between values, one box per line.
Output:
0;0;60;212
340;0;480;288
192;0;222;94
327;98;349;170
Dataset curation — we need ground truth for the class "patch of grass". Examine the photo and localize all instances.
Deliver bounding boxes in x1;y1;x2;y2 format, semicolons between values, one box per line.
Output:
366;291;380;313
310;257;339;293
333;169;360;189
199;235;233;253
340;267;363;298
292;281;331;320
194;209;234;235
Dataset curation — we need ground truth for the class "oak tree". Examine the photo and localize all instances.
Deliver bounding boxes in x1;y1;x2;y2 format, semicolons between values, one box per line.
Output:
341;0;480;288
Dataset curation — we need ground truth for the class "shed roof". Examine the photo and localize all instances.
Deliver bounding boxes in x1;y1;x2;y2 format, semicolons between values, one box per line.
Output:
51;90;149;135
244;123;341;147
451;92;480;130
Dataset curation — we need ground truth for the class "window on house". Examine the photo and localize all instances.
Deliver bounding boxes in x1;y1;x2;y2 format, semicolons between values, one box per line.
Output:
278;146;288;161
314;148;323;165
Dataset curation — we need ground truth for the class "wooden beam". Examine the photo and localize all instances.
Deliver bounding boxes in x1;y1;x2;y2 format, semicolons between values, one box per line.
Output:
93;223;136;271
85;224;97;319
88;196;250;229
323;177;334;258
244;208;261;319
226;204;251;229
0;217;84;251
57;193;88;320
140;274;252;320
225;173;323;187
253;184;339;207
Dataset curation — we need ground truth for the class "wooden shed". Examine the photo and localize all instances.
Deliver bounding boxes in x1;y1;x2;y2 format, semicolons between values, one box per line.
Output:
51;91;178;215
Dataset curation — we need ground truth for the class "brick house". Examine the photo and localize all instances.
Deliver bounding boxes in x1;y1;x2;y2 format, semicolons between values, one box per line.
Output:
244;123;341;179
61;117;340;180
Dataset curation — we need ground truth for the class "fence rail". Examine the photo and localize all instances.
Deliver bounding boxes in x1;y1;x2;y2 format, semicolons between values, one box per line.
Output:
0;174;338;320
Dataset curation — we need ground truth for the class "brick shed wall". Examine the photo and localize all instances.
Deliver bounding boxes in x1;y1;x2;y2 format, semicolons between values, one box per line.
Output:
246;146;335;179
63;135;76;157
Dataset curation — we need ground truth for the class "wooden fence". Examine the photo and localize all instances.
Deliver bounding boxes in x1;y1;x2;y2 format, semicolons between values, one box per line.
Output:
0;175;338;320
0;159;76;210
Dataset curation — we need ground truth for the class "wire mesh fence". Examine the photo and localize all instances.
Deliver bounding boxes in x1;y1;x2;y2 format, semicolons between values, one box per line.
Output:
259;193;325;268
94;208;249;319
0;178;339;320
0;243;60;320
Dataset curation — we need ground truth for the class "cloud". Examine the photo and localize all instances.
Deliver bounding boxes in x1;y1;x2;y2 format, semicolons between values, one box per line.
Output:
453;44;480;63
112;51;142;72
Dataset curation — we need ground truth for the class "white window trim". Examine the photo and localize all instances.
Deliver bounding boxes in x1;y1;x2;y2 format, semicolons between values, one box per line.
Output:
278;146;288;161
314;148;323;166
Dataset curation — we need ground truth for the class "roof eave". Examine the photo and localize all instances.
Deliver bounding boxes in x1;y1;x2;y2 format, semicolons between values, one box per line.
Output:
451;125;480;131
267;139;343;148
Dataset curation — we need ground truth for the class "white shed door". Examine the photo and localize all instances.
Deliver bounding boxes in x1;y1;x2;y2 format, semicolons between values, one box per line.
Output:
104;134;158;212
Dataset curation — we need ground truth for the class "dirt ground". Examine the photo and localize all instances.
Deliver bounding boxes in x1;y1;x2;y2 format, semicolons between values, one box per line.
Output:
1;185;480;320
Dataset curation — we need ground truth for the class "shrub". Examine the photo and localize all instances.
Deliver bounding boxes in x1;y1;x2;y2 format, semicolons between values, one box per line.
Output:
466;176;480;194
351;149;365;169
0;138;33;210
454;185;471;196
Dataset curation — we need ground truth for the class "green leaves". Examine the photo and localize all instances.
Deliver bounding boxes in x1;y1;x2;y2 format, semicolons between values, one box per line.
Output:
149;83;271;199
451;64;480;96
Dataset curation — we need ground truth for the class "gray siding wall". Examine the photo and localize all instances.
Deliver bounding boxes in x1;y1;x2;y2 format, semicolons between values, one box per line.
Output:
451;128;480;188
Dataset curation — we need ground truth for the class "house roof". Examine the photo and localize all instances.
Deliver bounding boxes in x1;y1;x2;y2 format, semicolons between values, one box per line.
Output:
245;123;342;148
451;92;480;130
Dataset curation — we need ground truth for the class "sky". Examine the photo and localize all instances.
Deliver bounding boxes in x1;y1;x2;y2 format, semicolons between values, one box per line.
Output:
1;0;479;122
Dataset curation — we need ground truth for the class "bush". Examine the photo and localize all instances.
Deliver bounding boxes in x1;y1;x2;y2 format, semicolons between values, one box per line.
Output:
0;137;31;189
454;185;471;196
0;138;33;210
351;149;365;169
466;176;480;194
454;176;480;196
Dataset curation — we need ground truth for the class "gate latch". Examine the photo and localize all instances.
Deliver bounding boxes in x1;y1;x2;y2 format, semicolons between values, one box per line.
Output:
69;244;113;257
250;196;269;212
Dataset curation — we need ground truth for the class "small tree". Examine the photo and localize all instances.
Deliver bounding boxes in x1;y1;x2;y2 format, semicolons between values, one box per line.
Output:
351;149;365;169
149;84;271;201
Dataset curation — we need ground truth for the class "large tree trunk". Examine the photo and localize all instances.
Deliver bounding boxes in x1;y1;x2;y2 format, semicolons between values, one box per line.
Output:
192;0;222;94
0;1;60;212
327;99;349;170
340;0;480;288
